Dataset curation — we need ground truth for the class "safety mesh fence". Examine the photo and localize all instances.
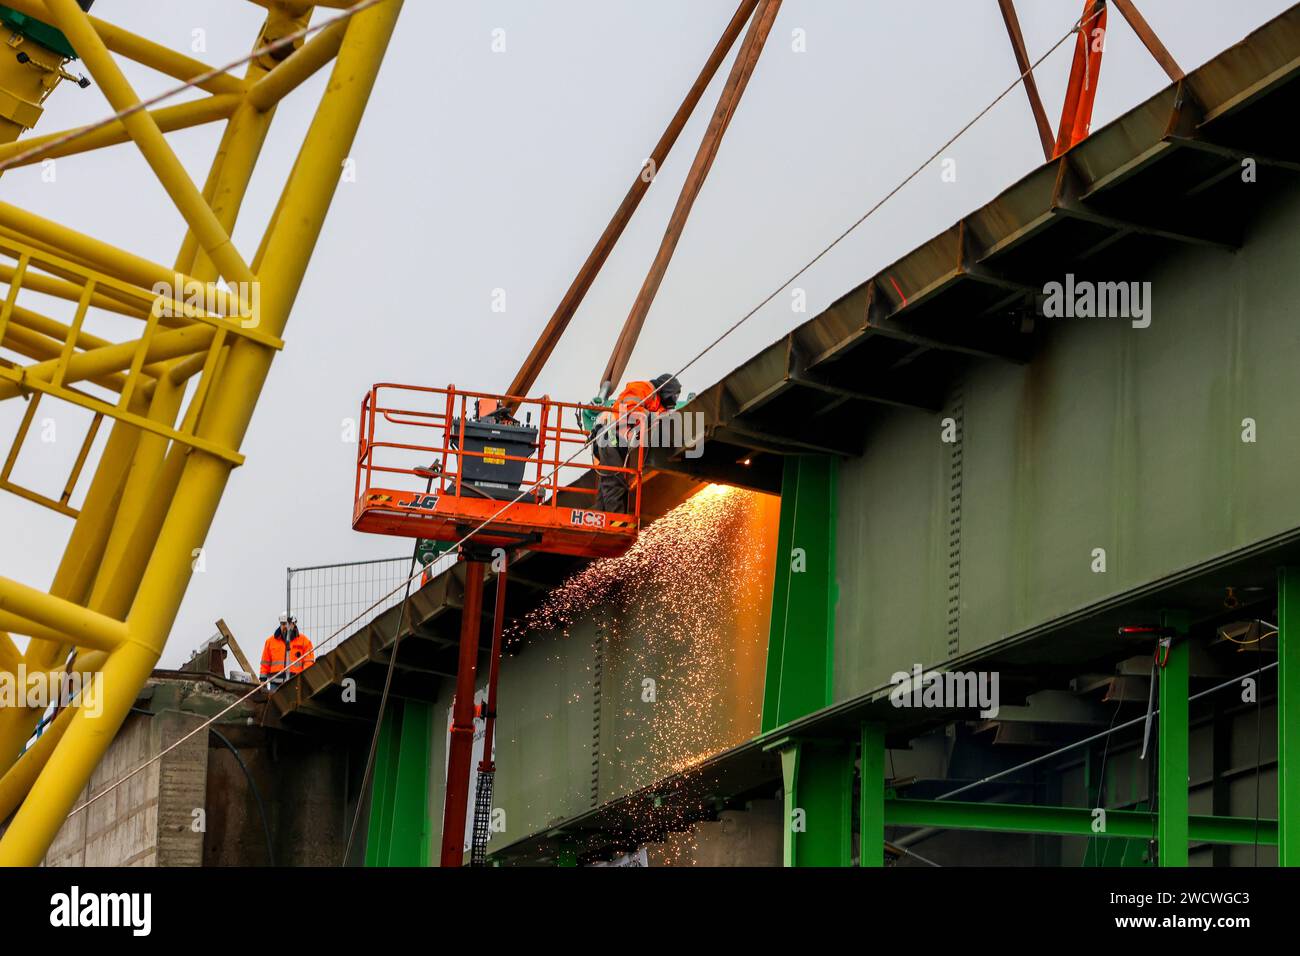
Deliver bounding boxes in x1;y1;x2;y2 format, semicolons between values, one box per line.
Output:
285;556;414;645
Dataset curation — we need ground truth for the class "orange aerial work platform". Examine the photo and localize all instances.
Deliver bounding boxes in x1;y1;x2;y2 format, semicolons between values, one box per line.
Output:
353;383;645;559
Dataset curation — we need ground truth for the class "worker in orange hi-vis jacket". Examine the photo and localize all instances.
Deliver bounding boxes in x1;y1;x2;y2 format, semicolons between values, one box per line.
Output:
592;373;681;513
259;613;315;688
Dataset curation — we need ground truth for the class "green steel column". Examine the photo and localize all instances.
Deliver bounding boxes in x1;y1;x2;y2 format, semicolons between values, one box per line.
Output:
762;455;838;732
775;738;853;867
1157;611;1189;867
1279;568;1300;865
364;706;399;867
365;700;434;867
859;723;884;867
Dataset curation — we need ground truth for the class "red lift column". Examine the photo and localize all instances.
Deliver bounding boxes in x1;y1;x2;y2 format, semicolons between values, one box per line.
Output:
440;558;486;866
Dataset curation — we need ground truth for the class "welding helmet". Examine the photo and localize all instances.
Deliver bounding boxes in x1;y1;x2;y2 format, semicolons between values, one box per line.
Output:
651;374;681;408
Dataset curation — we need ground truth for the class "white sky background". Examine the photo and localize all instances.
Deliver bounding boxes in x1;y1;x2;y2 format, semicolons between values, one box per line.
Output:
0;0;1291;668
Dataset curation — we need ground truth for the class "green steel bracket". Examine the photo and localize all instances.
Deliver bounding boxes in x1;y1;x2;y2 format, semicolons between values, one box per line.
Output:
885;798;1276;846
766;734;853;867
762;455;839;733
860;723;885;868
1279;568;1300;865
0;4;80;60
1157;609;1190;867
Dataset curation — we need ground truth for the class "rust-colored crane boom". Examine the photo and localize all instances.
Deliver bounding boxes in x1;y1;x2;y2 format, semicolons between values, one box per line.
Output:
602;0;782;392
505;0;761;400
997;0;1056;160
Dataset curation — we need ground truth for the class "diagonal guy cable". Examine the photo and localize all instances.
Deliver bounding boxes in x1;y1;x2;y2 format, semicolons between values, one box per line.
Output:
50;4;1105;825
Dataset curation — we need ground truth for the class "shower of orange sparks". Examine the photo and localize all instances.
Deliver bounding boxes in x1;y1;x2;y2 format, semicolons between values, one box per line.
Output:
507;482;775;850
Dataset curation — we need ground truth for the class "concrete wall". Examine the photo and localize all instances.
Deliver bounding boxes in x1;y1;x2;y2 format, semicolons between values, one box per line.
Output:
203;723;352;867
44;710;207;867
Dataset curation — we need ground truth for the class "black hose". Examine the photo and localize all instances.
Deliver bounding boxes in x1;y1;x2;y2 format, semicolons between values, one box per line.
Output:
210;727;276;867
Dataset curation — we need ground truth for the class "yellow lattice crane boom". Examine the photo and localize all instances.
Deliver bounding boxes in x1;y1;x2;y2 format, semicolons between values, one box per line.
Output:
0;0;403;865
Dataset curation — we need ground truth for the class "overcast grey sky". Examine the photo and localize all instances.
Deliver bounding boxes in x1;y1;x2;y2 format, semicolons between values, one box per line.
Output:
1;0;1291;668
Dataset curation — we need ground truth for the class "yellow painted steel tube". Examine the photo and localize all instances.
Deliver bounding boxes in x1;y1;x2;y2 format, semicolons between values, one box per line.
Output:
43;0;257;293
0;413;139;768
248;17;348;111
0;95;241;166
1;0;246;96
0;323;215;402
0;648;108;820
0;610;83;646
164;351;210;385
0;576;125;652
90;379;184;617
0;400;141;772
0;0;404;867
187;66;277;284
0;323;132;394
0;701;76;823
0;261;147;318
0;204;239;312
0;632;17;671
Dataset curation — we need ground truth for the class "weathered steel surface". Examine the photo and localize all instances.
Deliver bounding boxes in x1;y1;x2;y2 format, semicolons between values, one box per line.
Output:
834;181;1300;700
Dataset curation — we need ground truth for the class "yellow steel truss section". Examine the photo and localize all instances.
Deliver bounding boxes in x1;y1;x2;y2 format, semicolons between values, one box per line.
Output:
0;0;403;865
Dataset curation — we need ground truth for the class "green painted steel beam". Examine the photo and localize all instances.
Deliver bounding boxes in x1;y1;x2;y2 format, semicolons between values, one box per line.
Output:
364;708;399;867
1158;611;1190;866
1280;568;1300;865
860;723;884;867
365;700;433;867
0;4;80;59
773;737;853;867
762;455;838;732
885;798;1276;846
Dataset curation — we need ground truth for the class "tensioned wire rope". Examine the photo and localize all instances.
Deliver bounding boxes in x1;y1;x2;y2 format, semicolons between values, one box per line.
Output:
34;3;1108;838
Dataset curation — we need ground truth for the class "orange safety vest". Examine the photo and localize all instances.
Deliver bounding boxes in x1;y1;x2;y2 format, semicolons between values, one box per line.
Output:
600;380;665;445
260;629;315;678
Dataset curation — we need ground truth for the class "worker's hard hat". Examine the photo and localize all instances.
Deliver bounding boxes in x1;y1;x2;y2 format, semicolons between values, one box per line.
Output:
278;612;289;624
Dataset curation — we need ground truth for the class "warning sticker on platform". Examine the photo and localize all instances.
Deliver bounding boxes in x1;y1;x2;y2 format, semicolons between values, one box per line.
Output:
483;445;506;465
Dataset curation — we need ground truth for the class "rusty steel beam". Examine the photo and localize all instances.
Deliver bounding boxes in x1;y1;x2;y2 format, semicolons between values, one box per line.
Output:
1110;0;1184;82
996;0;1055;160
505;0;761;400
602;0;782;391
